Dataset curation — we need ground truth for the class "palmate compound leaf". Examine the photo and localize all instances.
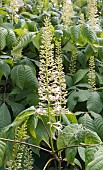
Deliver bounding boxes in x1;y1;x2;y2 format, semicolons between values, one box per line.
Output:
57;124;85;163
87;91;103;114
86;146;103;170
57;124;101;164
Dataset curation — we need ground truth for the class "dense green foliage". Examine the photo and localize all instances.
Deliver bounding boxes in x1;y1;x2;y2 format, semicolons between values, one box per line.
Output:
0;0;103;169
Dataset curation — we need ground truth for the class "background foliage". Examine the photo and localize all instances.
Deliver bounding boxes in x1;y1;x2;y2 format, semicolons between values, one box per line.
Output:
0;0;103;169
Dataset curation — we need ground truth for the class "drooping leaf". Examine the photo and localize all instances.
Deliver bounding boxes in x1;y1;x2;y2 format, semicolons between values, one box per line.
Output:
77;51;86;68
7;100;25;118
35;116;52;147
57;124;84;163
24;65;39;89
57;124;101;164
62;41;75;52
94;115;103;141
0;140;6;166
27;115;38;138
85;44;95;60
77;90;89;102
13;33;36;51
0;103;11;129
85;146;98;167
32;33;40;50
3;107;36;134
81;24;98;44
27;92;39;106
0;27;8;51
70;25;80;41
78;147;85;162
86;147;103;170
67;91;78;111
11;65;25;89
6;30;16;49
73;69;88;84
0;60;10;79
87;91;103;113
78;113;95;132
85;129;101;144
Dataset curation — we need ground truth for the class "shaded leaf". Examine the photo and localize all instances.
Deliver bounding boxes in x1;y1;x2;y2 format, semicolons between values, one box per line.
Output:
73;69;88;84
87;91;103;113
0;103;11;129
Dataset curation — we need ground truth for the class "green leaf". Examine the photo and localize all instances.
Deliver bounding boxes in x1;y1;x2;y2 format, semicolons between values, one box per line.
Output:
78;147;85;162
62;41;75;52
77;51;86;68
24;65;39;89
35;117;50;147
85;129;101;144
87;91;103;113
6;30;16;49
27;115;37;138
67;91;78;111
85;146;98;167
73;69;88;84
15;106;36;122
32;33;40;50
13;33;36;51
57;124;84;149
0;27;8;51
86;147;103;170
0;60;10;79
85;44;96;60
57;124;78;163
65;112;77;124
11;65;25;89
94;115;103;141
0;103;11;129
27;92;39;106
7;100;25;118
77;90;89;102
78;113;95;132
70;25;80;41
65;75;73;87
65;147;77;163
4;107;36;134
0;140;6;166
81;24;98;44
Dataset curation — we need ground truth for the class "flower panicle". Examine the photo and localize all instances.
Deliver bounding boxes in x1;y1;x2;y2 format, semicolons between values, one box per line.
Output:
69;50;77;74
38;18;68;115
55;40;67;111
87;0;98;27
88;56;96;90
62;0;74;26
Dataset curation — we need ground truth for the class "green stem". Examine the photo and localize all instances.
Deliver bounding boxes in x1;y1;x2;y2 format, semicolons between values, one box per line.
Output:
43;158;55;170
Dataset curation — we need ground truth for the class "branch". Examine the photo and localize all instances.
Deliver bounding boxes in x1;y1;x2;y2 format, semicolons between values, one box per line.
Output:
0;137;52;154
55;142;103;153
